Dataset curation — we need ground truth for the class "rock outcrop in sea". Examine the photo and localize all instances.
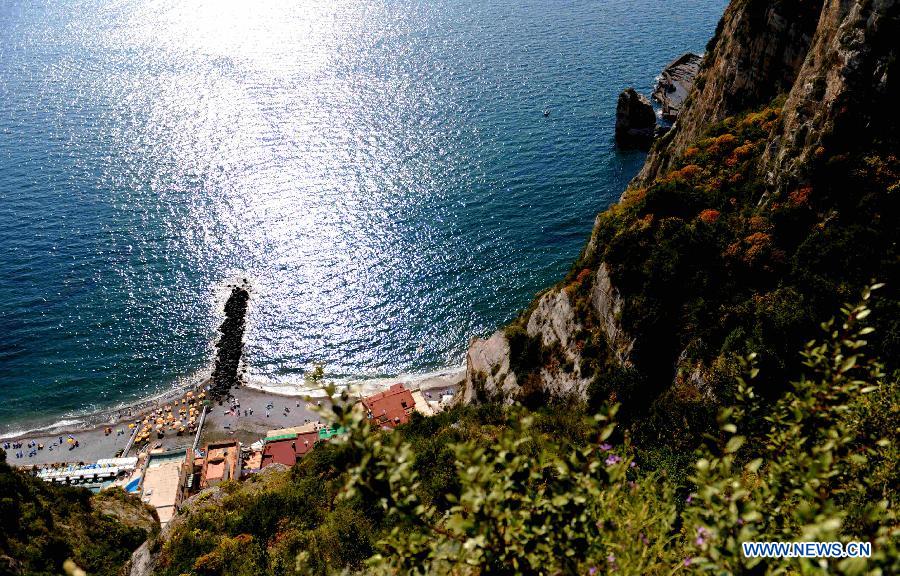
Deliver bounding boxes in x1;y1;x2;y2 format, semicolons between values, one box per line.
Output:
614;88;656;149
210;282;250;399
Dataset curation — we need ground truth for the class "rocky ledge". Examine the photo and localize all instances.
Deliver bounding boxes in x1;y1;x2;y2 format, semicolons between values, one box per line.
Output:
652;52;702;121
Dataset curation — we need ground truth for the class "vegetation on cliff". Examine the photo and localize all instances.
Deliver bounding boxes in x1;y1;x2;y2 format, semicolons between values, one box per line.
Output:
148;289;898;575
499;98;899;456
0;453;157;576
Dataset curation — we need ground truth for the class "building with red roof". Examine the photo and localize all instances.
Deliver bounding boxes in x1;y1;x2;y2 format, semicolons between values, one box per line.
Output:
260;431;319;468
362;383;416;429
200;440;241;489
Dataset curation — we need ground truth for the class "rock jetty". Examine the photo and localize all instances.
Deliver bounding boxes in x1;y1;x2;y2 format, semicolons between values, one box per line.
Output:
615;88;656;149
210;281;250;399
652;52;702;121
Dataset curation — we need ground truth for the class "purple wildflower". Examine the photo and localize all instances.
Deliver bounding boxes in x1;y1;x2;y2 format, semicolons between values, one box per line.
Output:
599;443;612;452
638;532;650;546
737;517;745;526
588;568;598;576
629;461;637;468
695;526;710;546
684;557;692;566
607;553;617;569
605;454;622;466
685;493;694;504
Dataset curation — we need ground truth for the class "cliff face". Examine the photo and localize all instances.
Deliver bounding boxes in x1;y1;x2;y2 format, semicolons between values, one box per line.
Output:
464;262;632;404
635;0;823;187
762;0;900;189
461;0;899;409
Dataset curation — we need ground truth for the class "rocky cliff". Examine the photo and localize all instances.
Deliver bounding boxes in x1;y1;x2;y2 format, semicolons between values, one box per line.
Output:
635;0;823;187
761;0;900;190
461;0;899;413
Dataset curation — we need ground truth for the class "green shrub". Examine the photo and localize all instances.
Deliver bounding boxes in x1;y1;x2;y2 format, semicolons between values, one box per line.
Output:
320;287;898;575
0;455;155;576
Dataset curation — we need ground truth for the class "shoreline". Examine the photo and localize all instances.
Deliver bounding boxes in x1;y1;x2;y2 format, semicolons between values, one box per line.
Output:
0;381;207;439
1;364;465;438
1;365;465;465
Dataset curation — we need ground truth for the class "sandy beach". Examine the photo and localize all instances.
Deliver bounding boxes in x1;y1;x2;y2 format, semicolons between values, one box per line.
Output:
1;369;464;467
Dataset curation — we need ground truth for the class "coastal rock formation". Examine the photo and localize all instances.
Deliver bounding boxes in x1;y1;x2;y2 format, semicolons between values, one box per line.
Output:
525;289;592;397
652;52;702;121
590;263;633;366
633;0;824;187
463;332;518;403
462;263;634;403
615;88;656;149
210;282;250;399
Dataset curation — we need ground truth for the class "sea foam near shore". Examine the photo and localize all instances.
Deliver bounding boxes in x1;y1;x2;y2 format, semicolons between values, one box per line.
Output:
244;364;466;399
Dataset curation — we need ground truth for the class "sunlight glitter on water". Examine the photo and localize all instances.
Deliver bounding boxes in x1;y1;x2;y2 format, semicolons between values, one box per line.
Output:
0;0;726;430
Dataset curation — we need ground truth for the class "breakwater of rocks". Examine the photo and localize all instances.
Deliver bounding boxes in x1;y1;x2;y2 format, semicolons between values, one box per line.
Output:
210;281;250;399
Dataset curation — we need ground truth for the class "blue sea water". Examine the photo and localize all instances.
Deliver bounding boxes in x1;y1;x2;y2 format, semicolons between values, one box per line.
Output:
0;0;726;433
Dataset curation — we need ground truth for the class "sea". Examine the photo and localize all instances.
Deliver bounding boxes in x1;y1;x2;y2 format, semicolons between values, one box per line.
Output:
0;0;727;434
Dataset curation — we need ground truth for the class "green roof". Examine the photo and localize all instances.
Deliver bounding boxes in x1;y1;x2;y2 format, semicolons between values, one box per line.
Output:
318;426;346;440
264;434;298;443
